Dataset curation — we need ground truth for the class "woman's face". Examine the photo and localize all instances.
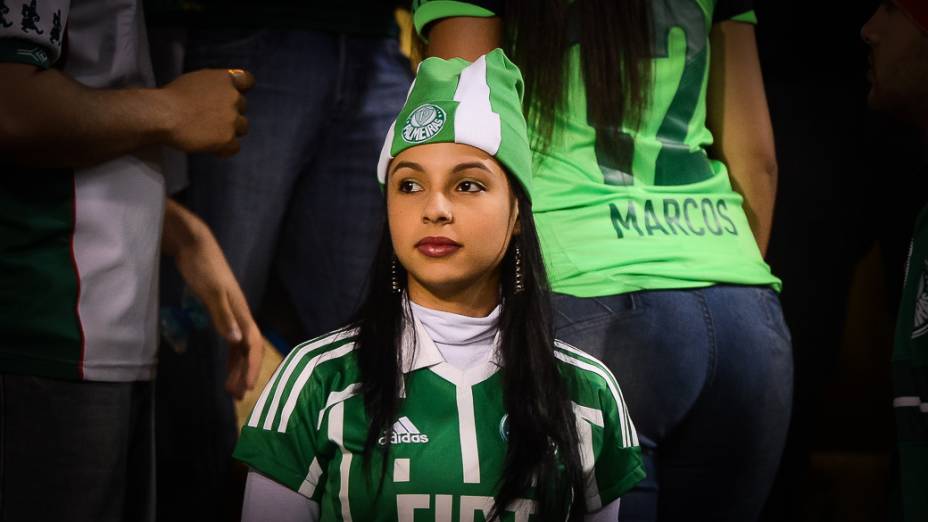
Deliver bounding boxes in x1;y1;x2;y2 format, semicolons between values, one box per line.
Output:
387;143;519;307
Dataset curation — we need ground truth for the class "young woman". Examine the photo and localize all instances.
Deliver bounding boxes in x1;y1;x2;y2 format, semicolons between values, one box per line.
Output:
411;2;793;521
234;49;644;521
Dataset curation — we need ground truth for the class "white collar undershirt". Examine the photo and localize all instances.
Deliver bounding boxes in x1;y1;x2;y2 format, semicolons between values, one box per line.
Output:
409;300;501;371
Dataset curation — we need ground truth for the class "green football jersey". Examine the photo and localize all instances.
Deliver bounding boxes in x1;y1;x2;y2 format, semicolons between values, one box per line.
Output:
412;0;781;297
891;205;928;522
234;320;645;520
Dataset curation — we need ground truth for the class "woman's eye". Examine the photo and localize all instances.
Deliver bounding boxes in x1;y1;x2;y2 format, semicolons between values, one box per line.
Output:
457;180;485;193
399;180;422;193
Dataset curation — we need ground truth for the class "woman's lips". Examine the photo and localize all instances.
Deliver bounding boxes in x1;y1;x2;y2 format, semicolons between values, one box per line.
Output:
415;236;461;258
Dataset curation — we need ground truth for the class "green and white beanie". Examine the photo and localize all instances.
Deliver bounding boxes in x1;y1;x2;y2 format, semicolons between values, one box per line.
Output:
377;48;533;196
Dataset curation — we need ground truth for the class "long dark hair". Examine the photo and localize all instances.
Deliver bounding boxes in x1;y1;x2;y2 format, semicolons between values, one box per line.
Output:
504;0;653;149
354;177;586;520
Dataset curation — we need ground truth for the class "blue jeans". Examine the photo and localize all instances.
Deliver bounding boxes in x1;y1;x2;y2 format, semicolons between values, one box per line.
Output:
183;29;411;335
553;285;793;522
156;29;412;520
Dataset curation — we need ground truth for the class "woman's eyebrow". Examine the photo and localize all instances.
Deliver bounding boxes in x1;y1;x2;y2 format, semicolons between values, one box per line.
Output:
453;162;492;174
391;161;425;174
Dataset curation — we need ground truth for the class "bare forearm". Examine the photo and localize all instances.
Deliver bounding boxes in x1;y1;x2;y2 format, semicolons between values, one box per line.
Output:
162;198;208;259
707;22;777;256
728;162;777;256
0;63;173;168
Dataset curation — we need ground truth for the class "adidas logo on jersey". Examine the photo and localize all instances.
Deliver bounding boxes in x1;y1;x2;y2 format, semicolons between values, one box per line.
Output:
378;416;430;445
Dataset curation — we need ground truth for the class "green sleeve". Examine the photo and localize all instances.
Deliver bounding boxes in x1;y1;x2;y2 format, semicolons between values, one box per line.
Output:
233;371;330;501
591;386;646;507
411;0;499;40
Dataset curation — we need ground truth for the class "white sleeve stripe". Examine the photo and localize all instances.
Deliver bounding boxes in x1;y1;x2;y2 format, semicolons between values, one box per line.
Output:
555;341;624;394
316;383;362;430
248;326;357;428
247;357;287;428
261;328;357;430
555;341;639;446
250;327;355;428
553;350;631;448
278;342;358;433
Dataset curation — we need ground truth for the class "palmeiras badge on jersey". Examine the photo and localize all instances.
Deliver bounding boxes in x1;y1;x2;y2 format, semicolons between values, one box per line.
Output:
402;104;446;144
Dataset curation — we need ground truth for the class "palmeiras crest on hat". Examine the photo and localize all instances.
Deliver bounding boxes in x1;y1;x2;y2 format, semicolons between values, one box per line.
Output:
377;49;533;197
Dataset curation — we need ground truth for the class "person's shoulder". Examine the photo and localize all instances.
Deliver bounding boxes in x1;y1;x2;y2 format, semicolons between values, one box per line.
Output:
282;325;362;382
265;324;363;401
241;325;361;432
552;339;624;404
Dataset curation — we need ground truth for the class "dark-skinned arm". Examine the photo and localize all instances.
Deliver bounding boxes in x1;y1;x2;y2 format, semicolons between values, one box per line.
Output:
425;16;502;59
0;63;253;168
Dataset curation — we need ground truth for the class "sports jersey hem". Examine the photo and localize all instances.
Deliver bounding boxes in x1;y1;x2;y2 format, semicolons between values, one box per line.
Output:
81;362;157;382
0;38;51;68
413;1;496;40
0;358;158;382
551;278;782;298
594;461;646;508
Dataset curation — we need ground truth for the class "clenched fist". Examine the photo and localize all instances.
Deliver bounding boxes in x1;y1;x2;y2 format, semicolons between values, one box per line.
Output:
161;68;255;157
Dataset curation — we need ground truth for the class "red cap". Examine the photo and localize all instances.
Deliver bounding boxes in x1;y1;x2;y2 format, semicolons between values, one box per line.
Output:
897;0;928;32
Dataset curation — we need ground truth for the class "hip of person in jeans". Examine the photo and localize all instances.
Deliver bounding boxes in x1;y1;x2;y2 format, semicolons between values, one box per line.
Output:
553;284;793;522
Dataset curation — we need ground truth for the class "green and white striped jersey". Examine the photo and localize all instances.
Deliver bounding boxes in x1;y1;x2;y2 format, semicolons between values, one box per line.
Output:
234;318;645;521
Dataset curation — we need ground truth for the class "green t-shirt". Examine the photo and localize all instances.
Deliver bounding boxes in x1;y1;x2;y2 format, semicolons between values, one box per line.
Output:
891;205;928;522
235;321;644;520
413;0;781;297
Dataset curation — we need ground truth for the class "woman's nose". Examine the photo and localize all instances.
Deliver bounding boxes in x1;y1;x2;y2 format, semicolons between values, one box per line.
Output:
422;191;453;224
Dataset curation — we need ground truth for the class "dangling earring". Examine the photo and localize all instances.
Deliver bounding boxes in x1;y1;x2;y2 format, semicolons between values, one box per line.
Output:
513;244;525;294
391;256;402;295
